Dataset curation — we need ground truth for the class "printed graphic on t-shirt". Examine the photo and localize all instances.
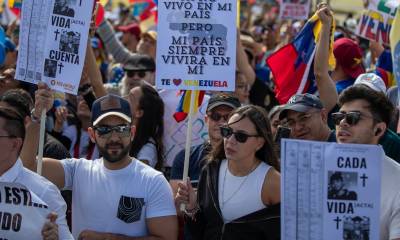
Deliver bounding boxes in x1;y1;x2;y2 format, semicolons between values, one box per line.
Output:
117;196;145;223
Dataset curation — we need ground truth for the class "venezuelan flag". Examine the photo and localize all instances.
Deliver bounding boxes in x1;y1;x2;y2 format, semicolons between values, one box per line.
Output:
8;0;22;8
390;6;400;105
375;50;395;87
266;13;336;104
173;90;205;123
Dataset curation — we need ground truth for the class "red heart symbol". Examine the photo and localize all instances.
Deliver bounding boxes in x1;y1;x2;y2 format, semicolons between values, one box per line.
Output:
173;79;182;86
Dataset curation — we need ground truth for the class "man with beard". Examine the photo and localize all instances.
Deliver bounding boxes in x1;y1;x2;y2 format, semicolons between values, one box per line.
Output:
22;83;178;239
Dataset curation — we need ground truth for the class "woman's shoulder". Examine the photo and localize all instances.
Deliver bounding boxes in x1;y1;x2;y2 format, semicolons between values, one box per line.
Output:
262;167;281;206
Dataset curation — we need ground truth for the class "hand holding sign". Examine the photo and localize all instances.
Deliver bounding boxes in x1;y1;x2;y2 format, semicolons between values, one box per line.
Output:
33;83;55;120
41;213;59;240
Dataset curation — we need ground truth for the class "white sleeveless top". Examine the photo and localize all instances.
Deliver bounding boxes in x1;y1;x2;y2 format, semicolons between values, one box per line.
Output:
218;159;272;223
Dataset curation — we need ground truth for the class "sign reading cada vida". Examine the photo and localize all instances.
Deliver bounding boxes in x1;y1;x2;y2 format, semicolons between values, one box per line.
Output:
16;0;94;95
156;0;237;91
0;182;50;239
281;139;382;240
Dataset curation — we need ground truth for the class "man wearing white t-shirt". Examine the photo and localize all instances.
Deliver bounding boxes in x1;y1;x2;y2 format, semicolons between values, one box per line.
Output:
334;85;400;240
24;83;178;239
0;106;72;239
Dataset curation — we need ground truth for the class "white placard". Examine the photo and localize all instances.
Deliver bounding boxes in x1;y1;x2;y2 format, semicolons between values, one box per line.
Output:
16;0;94;95
355;0;399;45
0;182;50;239
156;0;237;91
281;139;382;240
278;0;311;20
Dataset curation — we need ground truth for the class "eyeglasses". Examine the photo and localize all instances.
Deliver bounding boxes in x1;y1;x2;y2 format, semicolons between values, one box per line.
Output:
208;112;230;122
331;111;377;126
93;125;131;138
125;70;147;78
220;126;259;143
285;111;319;128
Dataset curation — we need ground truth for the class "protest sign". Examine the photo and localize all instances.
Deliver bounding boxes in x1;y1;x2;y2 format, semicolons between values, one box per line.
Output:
281;139;382;240
0;182;50;239
278;0;311;20
156;0;237;91
160;90;209;166
356;0;399;45
16;0;94;95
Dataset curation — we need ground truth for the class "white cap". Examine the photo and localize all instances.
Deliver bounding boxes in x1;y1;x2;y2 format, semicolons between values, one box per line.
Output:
354;73;386;93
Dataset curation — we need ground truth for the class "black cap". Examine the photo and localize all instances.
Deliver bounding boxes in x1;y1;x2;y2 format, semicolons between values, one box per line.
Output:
123;54;155;71
279;93;323;119
91;94;132;126
207;93;241;112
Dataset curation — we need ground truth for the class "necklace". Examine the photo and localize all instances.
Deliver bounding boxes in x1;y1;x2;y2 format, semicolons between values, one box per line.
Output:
220;160;258;209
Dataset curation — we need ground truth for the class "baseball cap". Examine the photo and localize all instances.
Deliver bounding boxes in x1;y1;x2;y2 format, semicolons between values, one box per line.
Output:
91;94;132;126
117;23;141;40
354;73;386;93
207;93;241;112
279;94;323;120
333;38;365;79
123;54;155;71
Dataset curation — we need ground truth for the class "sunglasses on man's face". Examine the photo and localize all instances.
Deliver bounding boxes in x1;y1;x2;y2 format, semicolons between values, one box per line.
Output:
220;126;260;143
125;70;147;78
331;111;363;126
94;125;131;138
208;112;230;122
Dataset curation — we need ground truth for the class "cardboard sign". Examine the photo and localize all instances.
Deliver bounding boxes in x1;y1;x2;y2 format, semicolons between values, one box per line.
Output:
156;0;237;91
0;182;50;239
281;139;382;240
356;0;399;45
16;0;94;94
278;0;311;20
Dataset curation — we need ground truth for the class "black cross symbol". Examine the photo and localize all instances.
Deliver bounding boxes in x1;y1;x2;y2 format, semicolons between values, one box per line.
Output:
334;216;342;229
54;29;60;41
360;174;368;187
58;62;64;74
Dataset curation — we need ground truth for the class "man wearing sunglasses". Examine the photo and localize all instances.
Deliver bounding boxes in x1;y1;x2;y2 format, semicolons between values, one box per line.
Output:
279;93;336;142
22;84;178;240
121;54;156;96
335;85;400;240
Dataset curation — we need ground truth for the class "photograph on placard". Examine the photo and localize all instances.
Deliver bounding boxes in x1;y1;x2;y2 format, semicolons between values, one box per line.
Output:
327;171;358;201
53;0;76;17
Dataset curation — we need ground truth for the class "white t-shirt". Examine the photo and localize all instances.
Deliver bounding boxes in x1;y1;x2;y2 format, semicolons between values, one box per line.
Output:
380;156;400;240
0;159;73;239
137;139;158;168
61;157;177;238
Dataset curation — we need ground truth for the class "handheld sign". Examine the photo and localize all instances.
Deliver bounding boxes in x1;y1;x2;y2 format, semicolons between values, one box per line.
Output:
156;0;237;91
278;0;311;21
0;182;50;239
281;139;382;240
355;0;399;45
16;0;94;95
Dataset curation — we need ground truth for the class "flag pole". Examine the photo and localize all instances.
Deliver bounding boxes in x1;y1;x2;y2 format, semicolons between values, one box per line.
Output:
36;109;46;175
180;90;197;212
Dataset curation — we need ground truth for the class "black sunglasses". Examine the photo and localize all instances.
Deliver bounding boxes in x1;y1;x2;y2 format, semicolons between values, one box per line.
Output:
331;111;363;126
125;70;147;78
220;126;259;143
93;125;131;138
208;112;230;122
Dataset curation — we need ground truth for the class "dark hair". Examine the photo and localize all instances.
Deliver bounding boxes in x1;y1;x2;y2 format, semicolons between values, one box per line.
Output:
130;84;164;170
0;107;25;145
338;85;394;126
209;105;280;171
330;172;343;183
0;89;34;117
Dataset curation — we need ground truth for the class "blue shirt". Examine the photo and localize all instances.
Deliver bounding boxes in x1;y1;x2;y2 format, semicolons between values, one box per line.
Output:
336;78;355;94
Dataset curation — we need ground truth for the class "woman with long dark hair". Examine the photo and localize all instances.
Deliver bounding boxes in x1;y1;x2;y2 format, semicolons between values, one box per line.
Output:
128;83;164;170
176;105;281;240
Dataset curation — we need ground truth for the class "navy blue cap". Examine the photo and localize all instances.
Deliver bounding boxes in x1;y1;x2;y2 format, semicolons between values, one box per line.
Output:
91;94;132;126
207;93;241;112
279;93;323;119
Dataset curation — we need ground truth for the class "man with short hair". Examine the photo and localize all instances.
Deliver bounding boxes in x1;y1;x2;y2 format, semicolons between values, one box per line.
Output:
334;85;400;240
0;106;73;239
22;83;178;239
117;23;141;53
279;93;336;142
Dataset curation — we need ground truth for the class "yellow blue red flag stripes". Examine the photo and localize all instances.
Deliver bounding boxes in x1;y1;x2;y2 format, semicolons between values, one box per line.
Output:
173;90;205;123
390;6;400;105
266;14;335;104
8;0;22;8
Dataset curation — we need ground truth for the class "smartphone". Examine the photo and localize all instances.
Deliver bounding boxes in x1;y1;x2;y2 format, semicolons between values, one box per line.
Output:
274;126;291;144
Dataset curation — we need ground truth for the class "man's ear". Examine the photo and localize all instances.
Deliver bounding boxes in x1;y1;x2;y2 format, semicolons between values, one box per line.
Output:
130;125;136;141
88;127;96;143
374;122;386;138
320;109;328;123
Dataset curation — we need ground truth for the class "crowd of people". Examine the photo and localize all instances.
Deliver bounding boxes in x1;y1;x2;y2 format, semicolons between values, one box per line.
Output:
0;0;399;239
